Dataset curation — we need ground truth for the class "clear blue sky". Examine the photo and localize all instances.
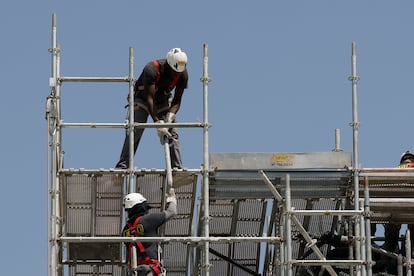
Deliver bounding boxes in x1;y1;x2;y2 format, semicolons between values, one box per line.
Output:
1;1;414;275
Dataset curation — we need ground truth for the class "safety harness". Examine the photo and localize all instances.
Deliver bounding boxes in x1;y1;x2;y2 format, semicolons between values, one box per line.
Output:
152;60;182;93
130;60;183;112
127;216;162;275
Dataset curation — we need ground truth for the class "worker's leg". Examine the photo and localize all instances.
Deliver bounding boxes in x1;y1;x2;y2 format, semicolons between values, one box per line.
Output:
408;224;414;252
383;223;401;252
168;126;183;169
116;106;148;169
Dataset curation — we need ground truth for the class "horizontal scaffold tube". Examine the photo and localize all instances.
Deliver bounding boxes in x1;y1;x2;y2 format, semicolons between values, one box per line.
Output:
59;168;202;174
291;210;363;216
58;76;130;82
60;122;206;129
293;260;364;266
60;236;281;244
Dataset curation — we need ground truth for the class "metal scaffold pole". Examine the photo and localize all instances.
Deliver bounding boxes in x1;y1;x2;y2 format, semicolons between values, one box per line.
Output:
127;46;135;193
47;13;57;276
47;13;63;276
201;43;211;276
349;41;363;276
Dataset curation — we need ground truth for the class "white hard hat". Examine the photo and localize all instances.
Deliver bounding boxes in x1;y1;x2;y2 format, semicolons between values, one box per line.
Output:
166;48;187;73
123;193;147;209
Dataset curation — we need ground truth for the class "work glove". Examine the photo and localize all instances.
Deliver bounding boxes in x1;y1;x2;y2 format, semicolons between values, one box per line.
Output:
165;112;176;123
166;188;177;205
156;120;171;144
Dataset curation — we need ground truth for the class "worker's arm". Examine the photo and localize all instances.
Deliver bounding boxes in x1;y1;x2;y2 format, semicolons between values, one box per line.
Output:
144;83;160;122
145;84;171;141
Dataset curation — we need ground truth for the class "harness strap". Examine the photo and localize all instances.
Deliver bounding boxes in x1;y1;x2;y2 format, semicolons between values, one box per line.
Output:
153;60;182;92
127;216;162;275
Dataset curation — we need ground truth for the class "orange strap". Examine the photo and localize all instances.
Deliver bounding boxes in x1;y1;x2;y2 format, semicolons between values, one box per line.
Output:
153;60;182;92
127;216;162;275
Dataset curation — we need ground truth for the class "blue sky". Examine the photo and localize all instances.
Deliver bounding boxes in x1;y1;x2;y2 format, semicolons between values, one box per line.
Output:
1;1;414;275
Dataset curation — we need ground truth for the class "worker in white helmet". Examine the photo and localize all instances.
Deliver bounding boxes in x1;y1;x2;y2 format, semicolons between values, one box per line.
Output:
115;48;189;170
122;190;177;276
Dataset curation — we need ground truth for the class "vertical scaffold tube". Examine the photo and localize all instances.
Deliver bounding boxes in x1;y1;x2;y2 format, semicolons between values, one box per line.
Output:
127;47;135;193
201;43;211;276
406;230;412;276
363;177;373;276
285;174;293;276
52;12;63;276
349;41;361;275
49;13;58;276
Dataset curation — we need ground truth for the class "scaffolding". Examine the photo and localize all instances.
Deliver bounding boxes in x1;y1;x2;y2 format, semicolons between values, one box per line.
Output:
47;13;414;276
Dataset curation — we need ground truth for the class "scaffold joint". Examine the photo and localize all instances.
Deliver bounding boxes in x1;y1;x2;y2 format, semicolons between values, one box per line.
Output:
200;77;212;83
48;47;60;54
348;76;360;82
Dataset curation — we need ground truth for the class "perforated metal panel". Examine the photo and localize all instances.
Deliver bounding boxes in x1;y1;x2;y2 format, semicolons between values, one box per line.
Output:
62;173;124;264
68;263;123;276
197;198;267;275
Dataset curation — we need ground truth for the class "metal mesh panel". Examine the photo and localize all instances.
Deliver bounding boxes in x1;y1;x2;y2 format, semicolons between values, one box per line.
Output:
166;273;187;276
232;242;258;260
163;243;189;272
64;173;123;237
62;173;123;264
210;260;229;276
209;243;260;276
236;220;262;236
199;199;265;275
67;242;122;262
209;243;230;275
235;199;266;236
66;208;92;235
68;263;123;276
136;174;164;207
232;263;258;276
210;200;234;235
307;199;337;236
65;175;94;235
176;196;194;213
165;216;192;235
66;175;94;203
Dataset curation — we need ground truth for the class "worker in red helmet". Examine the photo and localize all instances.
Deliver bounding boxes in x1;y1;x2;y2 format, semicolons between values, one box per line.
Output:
115;48;189;170
122;190;177;276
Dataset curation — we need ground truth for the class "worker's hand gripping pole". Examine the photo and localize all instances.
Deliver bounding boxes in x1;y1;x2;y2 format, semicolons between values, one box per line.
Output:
163;136;173;193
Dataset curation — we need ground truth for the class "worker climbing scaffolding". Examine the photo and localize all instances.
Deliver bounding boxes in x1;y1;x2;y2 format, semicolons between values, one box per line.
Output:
122;190;177;276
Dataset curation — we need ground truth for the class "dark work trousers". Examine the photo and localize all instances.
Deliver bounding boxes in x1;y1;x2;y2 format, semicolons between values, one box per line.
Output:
115;104;183;169
383;223;414;253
